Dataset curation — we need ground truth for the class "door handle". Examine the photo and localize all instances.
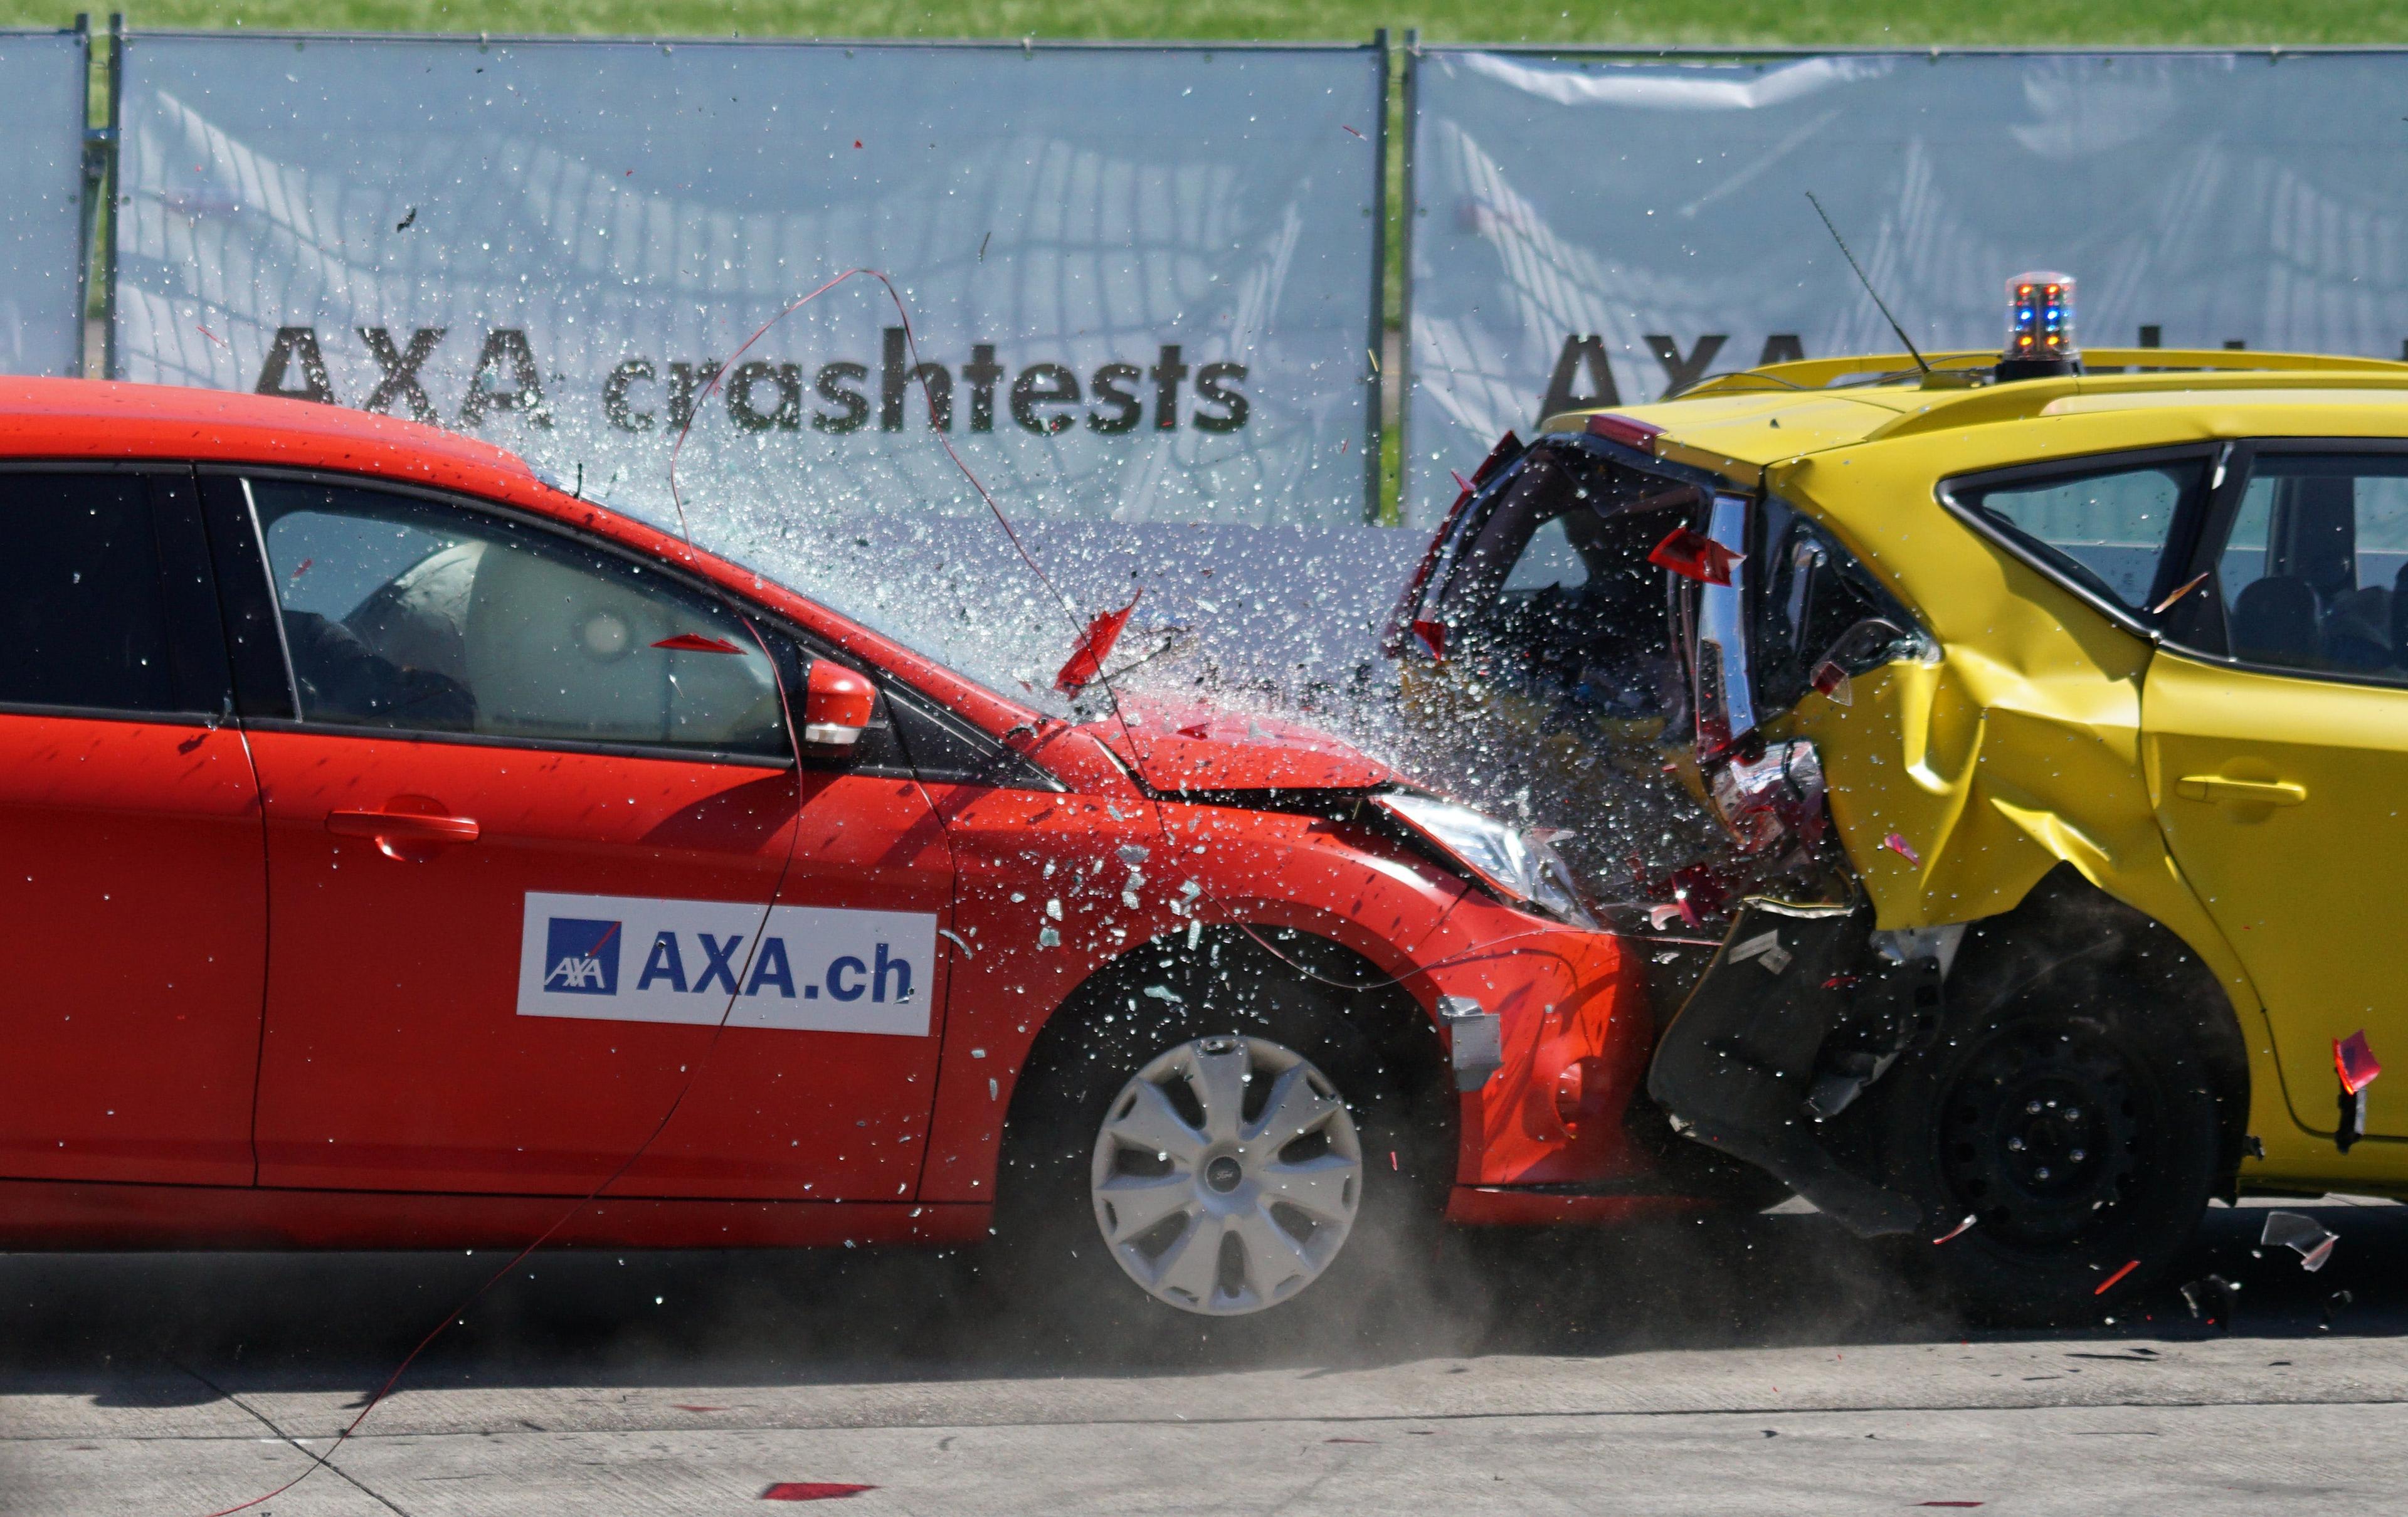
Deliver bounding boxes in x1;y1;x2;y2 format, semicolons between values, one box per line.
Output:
2175;775;2306;806
327;798;480;861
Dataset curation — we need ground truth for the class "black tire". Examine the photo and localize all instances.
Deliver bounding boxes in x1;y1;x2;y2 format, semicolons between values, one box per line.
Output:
989;930;1453;1350
1861;961;2222;1325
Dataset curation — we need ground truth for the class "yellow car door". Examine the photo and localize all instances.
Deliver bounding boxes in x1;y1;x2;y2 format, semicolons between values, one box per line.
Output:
2142;443;2408;1143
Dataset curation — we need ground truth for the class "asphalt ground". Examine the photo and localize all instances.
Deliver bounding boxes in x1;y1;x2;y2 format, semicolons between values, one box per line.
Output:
1;1196;2402;1514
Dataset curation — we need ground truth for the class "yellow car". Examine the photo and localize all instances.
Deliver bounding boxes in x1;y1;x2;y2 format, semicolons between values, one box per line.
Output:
1391;320;2408;1318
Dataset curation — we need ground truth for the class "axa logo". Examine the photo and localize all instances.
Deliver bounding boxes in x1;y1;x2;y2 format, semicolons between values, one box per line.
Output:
543;917;623;996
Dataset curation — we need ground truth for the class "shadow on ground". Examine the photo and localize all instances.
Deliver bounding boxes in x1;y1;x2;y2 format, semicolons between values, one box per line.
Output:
1;1200;2399;1400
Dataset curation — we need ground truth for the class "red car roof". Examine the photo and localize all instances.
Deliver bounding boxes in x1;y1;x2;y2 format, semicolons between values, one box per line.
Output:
0;378;1045;736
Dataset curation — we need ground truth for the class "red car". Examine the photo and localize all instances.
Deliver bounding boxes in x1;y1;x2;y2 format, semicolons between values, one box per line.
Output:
0;381;1729;1324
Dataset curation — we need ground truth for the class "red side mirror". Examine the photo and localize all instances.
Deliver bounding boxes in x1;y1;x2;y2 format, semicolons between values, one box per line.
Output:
801;660;875;747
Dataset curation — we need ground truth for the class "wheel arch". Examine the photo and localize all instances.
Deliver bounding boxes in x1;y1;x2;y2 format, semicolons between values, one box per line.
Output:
1002;923;1453;1151
1947;864;2254;1194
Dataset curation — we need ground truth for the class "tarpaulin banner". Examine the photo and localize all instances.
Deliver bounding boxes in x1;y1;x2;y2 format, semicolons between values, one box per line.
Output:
1404;48;2408;526
114;33;1385;537
0;28;92;377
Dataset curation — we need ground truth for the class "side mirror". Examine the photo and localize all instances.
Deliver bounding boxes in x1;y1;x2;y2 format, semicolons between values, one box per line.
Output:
800;660;875;747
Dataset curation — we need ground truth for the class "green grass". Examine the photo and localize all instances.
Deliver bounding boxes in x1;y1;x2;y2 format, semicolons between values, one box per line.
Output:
7;1;2406;45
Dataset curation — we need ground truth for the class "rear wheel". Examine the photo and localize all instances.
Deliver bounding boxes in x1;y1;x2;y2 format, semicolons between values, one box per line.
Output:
1864;977;2221;1324
993;936;1452;1343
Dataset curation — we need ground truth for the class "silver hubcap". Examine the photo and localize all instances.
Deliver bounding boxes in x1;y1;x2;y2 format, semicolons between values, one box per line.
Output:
1089;1034;1364;1316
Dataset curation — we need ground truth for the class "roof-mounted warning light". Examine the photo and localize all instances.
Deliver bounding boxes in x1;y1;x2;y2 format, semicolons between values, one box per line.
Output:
1996;270;2081;383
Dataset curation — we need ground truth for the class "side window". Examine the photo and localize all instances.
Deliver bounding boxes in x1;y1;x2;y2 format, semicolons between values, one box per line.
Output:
2207;453;2408;682
246;479;788;758
1751;499;1920;715
1952;455;2207;616
0;473;179;715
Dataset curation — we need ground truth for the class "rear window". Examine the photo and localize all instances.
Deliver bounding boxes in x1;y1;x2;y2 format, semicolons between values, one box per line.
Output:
0;473;178;714
1950;455;2207;616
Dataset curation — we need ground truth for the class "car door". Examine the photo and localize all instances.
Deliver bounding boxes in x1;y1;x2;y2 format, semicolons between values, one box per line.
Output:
2142;442;2408;1140
207;470;954;1200
0;465;267;1187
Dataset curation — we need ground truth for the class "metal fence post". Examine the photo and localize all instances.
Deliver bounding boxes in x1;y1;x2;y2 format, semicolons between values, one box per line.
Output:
1361;28;1390;524
100;11;122;381
1393;29;1420;529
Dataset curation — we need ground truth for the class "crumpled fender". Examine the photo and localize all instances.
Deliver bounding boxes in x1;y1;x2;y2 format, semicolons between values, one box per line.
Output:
1768;558;2286;1150
1405;891;1658;1194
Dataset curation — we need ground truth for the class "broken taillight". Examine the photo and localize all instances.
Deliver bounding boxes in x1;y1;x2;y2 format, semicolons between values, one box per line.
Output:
1586;412;1664;452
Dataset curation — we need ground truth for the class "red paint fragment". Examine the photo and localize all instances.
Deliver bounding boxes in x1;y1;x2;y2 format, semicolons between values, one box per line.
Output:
763;1484;875;1502
1916;1504;1985;1509
1647;526;1743;586
198;324;229;349
853;140;863;148
652;632;743;654
2336;1030;2382;1094
1881;832;1921;866
1450;468;1473;494
1342;124;1365;139
1054;593;1140;692
1410;618;1448;662
2094;1258;2141;1296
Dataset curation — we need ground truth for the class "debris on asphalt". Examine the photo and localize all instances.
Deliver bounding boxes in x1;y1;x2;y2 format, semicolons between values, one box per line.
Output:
2260;1210;2339;1272
2093;1259;2140;1296
2178;1274;2239;1328
763;1483;877;1501
2321;1290;2356;1331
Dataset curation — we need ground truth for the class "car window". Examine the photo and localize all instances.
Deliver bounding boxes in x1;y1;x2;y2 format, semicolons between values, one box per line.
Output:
246;479;787;757
1955;458;2204;615
1434;452;1686;719
0;473;179;715
2209;453;2408;683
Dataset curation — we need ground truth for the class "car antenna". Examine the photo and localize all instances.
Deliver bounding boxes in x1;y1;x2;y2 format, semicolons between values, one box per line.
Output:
1805;192;1931;376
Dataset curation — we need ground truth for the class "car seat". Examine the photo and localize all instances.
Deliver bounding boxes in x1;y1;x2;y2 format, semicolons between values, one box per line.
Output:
2231;575;2320;666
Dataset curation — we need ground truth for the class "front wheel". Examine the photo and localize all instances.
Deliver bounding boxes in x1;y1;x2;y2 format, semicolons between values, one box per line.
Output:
1861;981;2221;1324
992;944;1452;1342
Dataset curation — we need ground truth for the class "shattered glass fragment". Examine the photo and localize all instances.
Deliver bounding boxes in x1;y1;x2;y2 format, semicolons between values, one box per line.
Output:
1810;658;1852;706
2335;1030;2382;1094
2321;1289;2355;1331
1933;1214;1977;1244
1054;593;1140;692
650;632;743;654
2259;1210;2338;1272
1037;927;1060;949
2178;1274;2238;1327
1647;525;1743;587
1881;832;1921;866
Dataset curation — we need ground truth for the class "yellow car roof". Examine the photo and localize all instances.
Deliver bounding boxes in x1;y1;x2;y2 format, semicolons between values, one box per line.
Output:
1541;349;2408;478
